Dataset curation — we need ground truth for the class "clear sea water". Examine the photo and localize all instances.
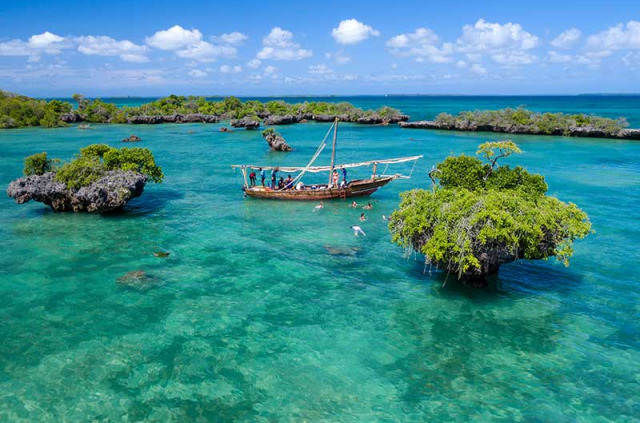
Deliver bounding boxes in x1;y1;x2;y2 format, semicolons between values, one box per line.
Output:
1;96;639;422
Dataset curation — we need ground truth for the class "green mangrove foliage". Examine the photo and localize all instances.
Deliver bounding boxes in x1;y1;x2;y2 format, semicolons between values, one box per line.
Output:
23;152;59;176
0;91;71;128
0;91;405;128
434;107;629;136
54;144;164;189
390;141;592;284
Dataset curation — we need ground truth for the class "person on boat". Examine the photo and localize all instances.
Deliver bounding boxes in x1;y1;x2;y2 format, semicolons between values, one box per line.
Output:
284;175;294;189
296;181;305;190
350;201;358;208
278;177;285;190
271;169;277;189
363;202;372;210
341;166;347;184
351;225;366;237
249;170;256;187
332;170;339;188
260;168;265;187
313;202;324;212
360;213;366;221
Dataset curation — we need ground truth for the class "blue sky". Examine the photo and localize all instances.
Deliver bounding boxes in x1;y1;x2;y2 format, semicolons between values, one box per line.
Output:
0;0;639;96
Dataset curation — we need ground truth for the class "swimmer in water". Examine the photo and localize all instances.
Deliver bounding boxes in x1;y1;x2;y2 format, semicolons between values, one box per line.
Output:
313;201;324;212
363;202;372;210
360;213;366;221
351;225;366;237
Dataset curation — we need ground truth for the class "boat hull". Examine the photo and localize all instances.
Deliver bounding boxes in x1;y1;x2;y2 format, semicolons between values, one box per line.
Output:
243;177;395;200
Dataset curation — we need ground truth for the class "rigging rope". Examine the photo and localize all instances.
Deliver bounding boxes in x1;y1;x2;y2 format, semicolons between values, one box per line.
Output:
290;122;334;185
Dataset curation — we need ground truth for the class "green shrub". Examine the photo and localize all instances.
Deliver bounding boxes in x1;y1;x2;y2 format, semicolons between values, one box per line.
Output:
54;156;105;189
103;147;164;183
23;152;57;176
80;144;113;158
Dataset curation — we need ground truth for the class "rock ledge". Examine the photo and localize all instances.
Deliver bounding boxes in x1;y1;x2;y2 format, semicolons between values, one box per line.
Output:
7;171;147;213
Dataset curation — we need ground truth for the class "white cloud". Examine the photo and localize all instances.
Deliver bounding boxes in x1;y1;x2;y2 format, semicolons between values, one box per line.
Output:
213;32;248;45
176;41;236;62
387;28;438;49
308;63;332;74
76;36;148;62
257;27;312;60
387;28;453;63
457;19;540;52
332;19;380;45
550;28;581;49
188;69;207;78
575;50;613;66
491;51;536;65
325;50;351;64
247;58;262;68
470;63;487;74
146;25;202;50
220;64;242;73
546;50;573;63
586;20;640;50
146;25;236;62
0;31;71;57
28;32;69;53
622;52;640;68
264;65;278;74
391;63;397;70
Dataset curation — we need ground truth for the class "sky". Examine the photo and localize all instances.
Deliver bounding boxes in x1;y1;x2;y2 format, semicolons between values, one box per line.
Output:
0;0;639;96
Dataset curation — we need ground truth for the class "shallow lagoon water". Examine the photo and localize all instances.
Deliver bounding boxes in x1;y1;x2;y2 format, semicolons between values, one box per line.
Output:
1;99;639;422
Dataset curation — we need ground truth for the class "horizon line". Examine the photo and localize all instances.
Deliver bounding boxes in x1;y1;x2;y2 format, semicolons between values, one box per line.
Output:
38;92;640;99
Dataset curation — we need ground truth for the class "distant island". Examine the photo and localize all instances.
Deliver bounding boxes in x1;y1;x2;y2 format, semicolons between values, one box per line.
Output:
0;90;408;129
400;107;640;140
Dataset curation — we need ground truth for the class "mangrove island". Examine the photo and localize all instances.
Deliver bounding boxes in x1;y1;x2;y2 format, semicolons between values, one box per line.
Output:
400;107;640;139
7;144;163;213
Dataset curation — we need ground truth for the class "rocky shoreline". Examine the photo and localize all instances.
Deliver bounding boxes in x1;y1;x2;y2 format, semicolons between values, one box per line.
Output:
7;170;147;213
59;112;409;128
398;120;640;140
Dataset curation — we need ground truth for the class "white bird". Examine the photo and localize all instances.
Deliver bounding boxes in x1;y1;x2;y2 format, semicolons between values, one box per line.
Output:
350;225;366;237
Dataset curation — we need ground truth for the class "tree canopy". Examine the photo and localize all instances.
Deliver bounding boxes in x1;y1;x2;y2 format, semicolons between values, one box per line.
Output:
44;144;164;189
434;107;628;136
389;141;592;285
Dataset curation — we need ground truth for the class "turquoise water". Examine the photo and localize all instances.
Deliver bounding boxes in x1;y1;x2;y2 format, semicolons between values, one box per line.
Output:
1;99;640;422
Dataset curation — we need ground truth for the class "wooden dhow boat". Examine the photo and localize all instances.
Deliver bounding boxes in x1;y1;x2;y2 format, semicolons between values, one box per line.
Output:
232;119;422;201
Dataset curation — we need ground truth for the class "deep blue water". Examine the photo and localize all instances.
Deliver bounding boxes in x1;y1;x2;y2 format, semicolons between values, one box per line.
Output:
1;97;639;422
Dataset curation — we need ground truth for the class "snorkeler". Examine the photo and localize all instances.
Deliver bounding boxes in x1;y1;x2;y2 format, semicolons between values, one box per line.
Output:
351;225;366;237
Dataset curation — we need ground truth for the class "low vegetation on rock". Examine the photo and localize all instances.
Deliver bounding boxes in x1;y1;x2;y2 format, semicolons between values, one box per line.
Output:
7;145;163;212
430;107;630;137
0;91;408;128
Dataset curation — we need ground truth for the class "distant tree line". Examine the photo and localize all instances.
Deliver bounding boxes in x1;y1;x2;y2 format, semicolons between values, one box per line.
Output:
434;107;629;136
0;90;406;128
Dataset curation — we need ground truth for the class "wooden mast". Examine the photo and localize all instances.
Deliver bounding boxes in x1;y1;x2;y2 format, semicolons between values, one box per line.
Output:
328;118;338;186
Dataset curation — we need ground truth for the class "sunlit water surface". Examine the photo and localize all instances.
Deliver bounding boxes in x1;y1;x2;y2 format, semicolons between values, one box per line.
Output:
1;97;639;422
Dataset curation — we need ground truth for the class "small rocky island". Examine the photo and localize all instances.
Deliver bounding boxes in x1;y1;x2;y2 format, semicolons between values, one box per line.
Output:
262;128;292;151
6;145;163;213
399;107;640;140
8;171;147;212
